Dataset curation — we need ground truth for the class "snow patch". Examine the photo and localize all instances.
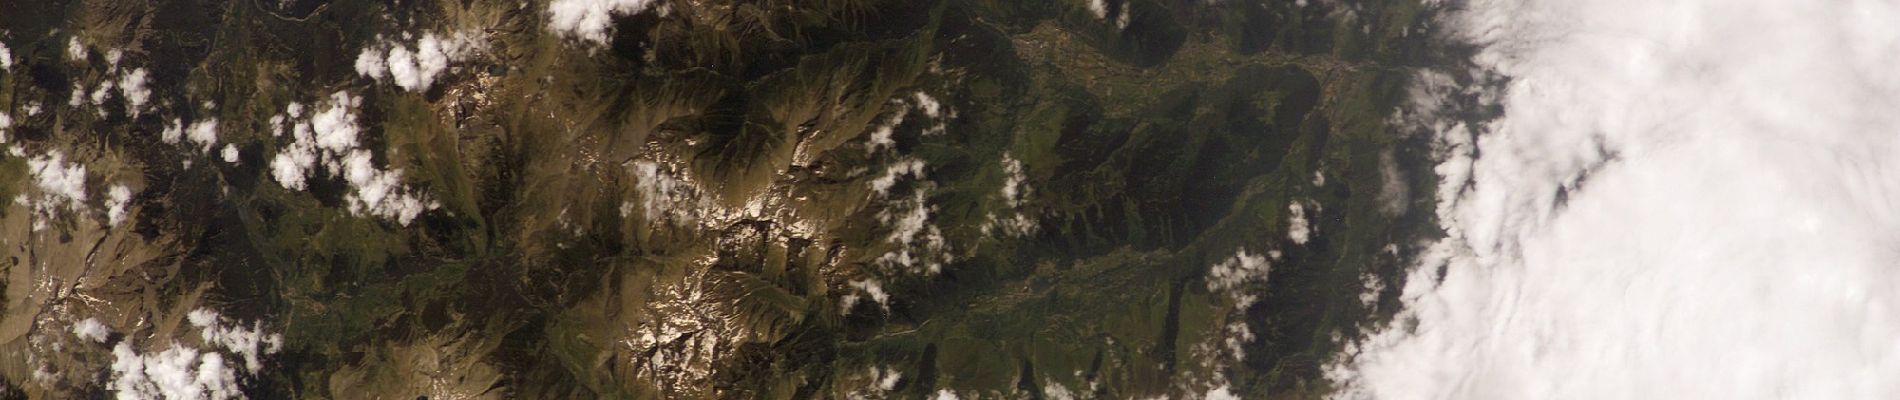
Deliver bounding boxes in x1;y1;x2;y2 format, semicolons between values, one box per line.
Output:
630;160;708;225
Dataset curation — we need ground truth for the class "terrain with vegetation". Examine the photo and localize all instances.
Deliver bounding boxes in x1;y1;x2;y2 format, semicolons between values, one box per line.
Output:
0;0;1448;398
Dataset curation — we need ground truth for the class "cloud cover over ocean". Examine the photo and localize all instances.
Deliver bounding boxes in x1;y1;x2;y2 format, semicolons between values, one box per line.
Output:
1331;0;1900;398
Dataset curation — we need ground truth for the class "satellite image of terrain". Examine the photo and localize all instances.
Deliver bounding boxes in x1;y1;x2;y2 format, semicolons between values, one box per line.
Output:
0;0;1439;398
9;0;1898;399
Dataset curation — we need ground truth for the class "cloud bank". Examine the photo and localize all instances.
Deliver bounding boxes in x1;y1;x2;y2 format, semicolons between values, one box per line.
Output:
1330;1;1900;399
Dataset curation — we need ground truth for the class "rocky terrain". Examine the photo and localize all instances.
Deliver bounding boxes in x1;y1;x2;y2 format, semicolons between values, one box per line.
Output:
0;0;1447;398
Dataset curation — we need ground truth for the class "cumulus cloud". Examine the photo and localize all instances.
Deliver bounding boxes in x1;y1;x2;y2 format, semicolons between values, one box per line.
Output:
1330;1;1900;399
1205;249;1270;310
161;119;184;144
353;47;386;81
220;145;238;164
980;154;1037;237
73;318;111;343
106;184;133;227
27;151;89;230
1043;382;1078;400
269;91;437;225
69;82;87;107
870;158;926;197
999;154;1027;208
355;32;482;92
0;41;12;70
1285;201;1310;245
103;308;281;400
120;68;152;115
90;79;117;107
67;37;86;61
869;158;950;274
840;279;892;314
187;308;285;373
186;119;219;153
864;105;908;154
547;0;659;45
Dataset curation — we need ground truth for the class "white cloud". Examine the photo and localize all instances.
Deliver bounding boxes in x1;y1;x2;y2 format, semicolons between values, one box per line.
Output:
1086;0;1109;19
356;32;482;92
980;154;1038;238
865;106;908;154
106;184;132;226
186;308;285;374
1330;1;1900;399
1206;249;1269;309
161;119;184;144
67;37;86;61
309;92;361;153
219;145;238;164
353;47;386;81
105;308;280;400
1114;4;1131;30
1204;385;1242;400
870;158;926;197
872;162;950;275
268;91;436;225
867;158;953;274
73;318;111;343
841;279;892;314
547;0;659;45
90;79;117;107
186;119;219;153
1286;201;1310;245
930;389;961;400
1044;382;1081;400
0;41;12;70
27;151;89;230
999;153;1027;208
912;92;942;119
385;46;418;90
70;82;87;107
120;68;152;115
